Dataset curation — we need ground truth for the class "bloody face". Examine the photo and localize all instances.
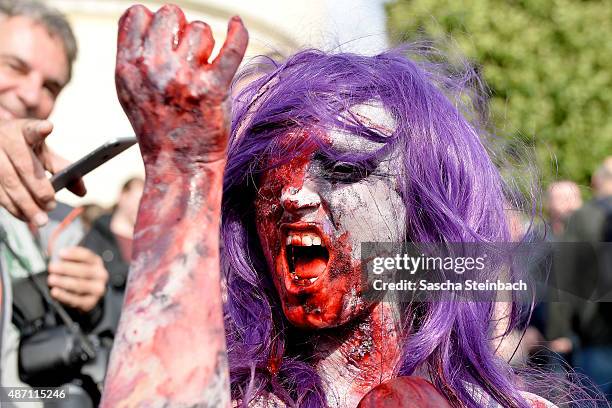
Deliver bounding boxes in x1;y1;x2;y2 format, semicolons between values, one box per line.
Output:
254;103;406;329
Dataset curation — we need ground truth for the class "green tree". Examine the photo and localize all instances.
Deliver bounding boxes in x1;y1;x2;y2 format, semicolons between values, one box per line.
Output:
386;0;612;188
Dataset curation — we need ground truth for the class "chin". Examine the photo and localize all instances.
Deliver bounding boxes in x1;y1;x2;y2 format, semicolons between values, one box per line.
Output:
279;286;369;330
264;222;369;329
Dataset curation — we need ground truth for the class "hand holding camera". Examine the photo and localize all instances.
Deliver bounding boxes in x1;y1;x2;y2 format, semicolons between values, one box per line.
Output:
47;247;108;313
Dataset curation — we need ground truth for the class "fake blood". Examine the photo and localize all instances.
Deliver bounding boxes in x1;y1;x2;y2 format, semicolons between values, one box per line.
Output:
294;255;327;278
102;4;248;407
357;377;452;408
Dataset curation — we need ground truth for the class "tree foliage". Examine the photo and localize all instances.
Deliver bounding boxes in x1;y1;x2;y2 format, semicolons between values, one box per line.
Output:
386;0;612;187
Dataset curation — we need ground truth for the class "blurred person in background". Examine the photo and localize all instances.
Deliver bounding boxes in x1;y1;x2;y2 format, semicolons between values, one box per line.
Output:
546;181;583;237
79;203;107;232
0;0;109;406
547;156;612;401
82;177;144;332
507;181;584;377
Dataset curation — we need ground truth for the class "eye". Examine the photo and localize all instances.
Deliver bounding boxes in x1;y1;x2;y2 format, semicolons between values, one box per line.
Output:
1;57;28;75
331;162;357;174
324;160;373;183
43;82;61;99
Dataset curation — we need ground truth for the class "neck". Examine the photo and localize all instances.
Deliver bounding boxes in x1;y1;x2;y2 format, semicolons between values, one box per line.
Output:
303;302;403;407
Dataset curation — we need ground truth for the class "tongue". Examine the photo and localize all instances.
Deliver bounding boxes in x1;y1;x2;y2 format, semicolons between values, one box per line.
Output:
295;256;327;278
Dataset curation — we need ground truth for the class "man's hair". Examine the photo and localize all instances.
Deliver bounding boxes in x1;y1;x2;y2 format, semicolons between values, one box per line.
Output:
0;0;77;79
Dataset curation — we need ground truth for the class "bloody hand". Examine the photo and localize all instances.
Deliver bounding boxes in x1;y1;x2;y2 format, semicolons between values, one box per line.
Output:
115;4;248;171
102;5;248;407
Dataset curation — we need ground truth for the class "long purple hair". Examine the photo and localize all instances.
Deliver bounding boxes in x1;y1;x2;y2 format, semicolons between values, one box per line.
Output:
221;48;533;407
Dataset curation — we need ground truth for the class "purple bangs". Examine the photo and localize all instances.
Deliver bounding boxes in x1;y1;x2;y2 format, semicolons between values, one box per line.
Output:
220;48;535;408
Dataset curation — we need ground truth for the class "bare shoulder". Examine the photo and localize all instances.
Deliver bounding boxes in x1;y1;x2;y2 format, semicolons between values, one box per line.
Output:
520;391;559;408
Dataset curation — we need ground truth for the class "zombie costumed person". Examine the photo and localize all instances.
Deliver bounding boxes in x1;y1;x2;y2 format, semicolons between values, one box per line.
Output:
100;4;564;408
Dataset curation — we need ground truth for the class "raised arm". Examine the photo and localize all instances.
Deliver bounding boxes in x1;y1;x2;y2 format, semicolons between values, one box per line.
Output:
101;5;247;407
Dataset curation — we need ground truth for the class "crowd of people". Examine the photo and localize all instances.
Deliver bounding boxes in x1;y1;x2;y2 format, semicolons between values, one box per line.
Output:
0;0;609;407
520;159;612;402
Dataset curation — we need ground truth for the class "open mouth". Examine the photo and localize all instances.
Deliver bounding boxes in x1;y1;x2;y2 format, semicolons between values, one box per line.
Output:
284;230;330;287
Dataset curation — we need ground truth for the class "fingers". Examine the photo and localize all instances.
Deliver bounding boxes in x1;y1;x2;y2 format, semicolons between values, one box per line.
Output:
116;5;152;112
0;187;24;220
117;5;247;90
48;273;104;296
177;21;215;67
212;16;249;86
22;120;53;147
117;5;153;62
53;246;102;267
0;119;57;223
43;149;87;196
48;247;108;312
66;179;87;197
0;149;49;225
49;287;101;313
9;126;55;208
143;5;186;75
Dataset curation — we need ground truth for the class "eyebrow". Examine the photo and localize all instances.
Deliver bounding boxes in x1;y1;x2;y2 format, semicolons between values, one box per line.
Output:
0;54;66;94
312;151;383;169
0;54;28;71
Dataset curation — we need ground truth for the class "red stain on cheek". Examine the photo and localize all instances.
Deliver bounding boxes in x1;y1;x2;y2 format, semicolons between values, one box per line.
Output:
255;153;311;258
254;132;317;295
254;130;371;329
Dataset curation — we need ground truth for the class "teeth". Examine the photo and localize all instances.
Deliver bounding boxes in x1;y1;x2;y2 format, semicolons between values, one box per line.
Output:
286;232;324;247
289;273;319;285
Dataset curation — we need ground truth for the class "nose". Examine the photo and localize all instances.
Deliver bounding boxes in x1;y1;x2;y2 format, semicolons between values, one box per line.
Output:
280;183;321;215
17;72;44;116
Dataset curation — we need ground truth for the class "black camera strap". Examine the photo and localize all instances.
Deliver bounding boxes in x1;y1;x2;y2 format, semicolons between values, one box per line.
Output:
0;226;96;359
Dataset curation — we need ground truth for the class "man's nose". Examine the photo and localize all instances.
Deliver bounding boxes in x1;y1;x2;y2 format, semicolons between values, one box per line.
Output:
17;72;44;115
280;183;321;215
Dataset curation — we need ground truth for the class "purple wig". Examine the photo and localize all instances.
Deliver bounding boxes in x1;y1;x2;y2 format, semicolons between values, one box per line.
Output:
221;48;534;407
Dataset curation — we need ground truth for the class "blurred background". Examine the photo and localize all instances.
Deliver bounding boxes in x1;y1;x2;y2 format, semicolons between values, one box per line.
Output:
7;0;612;405
386;0;612;191
45;0;612;206
42;0;390;207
